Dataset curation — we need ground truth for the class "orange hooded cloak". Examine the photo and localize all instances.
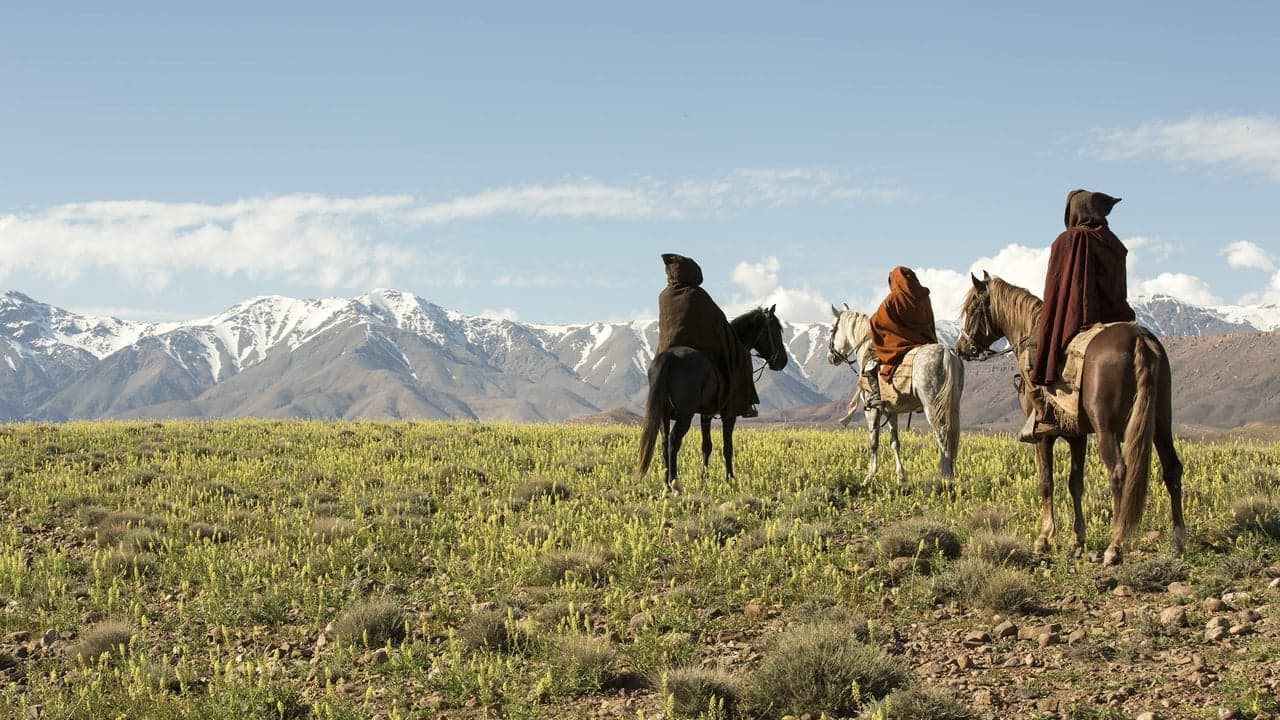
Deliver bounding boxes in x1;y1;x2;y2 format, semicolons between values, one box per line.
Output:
869;266;938;382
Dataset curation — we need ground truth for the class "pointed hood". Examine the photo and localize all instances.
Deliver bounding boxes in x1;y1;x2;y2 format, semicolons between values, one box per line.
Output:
1064;189;1121;228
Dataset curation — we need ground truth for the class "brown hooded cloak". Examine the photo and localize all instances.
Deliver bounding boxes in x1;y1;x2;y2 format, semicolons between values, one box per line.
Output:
1030;190;1136;386
869;266;938;382
657;253;759;416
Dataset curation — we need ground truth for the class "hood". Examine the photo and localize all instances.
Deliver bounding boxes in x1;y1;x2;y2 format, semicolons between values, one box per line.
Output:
1065;189;1121;228
662;253;704;286
888;266;929;298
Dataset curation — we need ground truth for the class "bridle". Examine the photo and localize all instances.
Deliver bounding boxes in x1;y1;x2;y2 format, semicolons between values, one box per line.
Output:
957;296;1015;362
749;311;783;380
828;312;862;375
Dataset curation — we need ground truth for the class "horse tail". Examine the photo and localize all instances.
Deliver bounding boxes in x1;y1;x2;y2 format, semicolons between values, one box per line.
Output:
637;352;671;478
1118;331;1159;540
930;346;964;470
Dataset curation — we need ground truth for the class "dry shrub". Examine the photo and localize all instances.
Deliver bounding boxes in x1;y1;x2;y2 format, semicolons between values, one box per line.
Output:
664;667;745;718
878;519;961;561
512;478;571;510
187;522;233;543
330;601;408;648
857;686;975;720
1230;494;1280;540
966;531;1032;567
552;635;619;693
1113;556;1187;593
459;608;530;653
932;558;1039;613
67;621;136;664
311;517;356;543
745;622;910;718
965;503;1011;532
539;548;613;585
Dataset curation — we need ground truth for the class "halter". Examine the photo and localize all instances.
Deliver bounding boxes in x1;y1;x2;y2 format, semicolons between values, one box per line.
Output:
748;312;782;380
828;312;863;375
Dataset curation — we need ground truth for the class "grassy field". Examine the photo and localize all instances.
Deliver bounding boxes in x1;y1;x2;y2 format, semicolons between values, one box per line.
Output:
0;420;1277;720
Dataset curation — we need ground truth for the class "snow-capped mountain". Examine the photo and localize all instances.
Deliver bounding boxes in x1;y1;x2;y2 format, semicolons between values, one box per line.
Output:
0;289;1275;425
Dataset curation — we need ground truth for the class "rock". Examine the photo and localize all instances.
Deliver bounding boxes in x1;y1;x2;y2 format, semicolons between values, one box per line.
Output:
1036;698;1060;713
743;602;765;620
1205;626;1229;642
1114;584;1134;597
1237;609;1262;623
1023;653;1037;667
6;631;30;643
972;689;995;707
1037;632;1058;648
1221;591;1251;607
1067;628;1088;644
628;612;652;631
1206;616;1231;631
1219;709;1241;720
1167;582;1193;597
993;620;1018;639
1136;712;1158;720
963;630;990;648
890;556;929;576
1112;609;1127;625
1269;578;1280;589
40;629;57;649
1160;607;1188;627
358;648;389;665
954;653;974;670
1203;597;1227;613
1228;623;1254;636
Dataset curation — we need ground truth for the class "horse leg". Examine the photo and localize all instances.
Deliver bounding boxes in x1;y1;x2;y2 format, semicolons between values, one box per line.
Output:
865;410;881;481
1155;394;1186;554
1066;436;1088;557
722;416;737;484
659;413;671;485
699;415;714;478
1033;436;1058;554
1095;430;1127;566
888;414;906;483
666;412;694;495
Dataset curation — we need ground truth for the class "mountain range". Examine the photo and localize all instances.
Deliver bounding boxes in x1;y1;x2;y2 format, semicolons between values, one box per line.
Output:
2;289;1277;428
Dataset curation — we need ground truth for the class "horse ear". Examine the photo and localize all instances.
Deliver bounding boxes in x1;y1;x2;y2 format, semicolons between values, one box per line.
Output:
767;304;776;315
830;304;841;318
843;302;850;310
971;272;987;291
982;270;990;281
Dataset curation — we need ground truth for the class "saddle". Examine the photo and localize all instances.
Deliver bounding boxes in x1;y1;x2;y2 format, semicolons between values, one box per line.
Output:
857;346;925;412
1018;321;1136;433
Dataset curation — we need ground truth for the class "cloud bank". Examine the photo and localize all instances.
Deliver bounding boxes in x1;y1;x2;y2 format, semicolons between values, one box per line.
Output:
1088;113;1280;181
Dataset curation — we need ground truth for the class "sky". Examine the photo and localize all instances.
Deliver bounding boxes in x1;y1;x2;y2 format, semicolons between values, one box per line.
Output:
2;2;1278;325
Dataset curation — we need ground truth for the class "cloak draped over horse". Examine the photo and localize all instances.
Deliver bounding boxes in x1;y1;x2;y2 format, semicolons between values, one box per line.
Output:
1031;190;1136;386
657;253;758;418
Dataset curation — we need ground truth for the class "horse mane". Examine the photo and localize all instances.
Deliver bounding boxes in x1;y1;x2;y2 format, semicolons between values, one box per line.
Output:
963;276;1043;341
730;307;772;335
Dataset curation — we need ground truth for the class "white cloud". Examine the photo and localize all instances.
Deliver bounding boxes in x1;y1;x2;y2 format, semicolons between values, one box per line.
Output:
917;243;1053;322
1222;240;1275;271
1124;235;1177;265
1088;113;1280;181
0;194;419;291
478;307;520;322
727;256;832;324
1;168;899;292
1132;272;1223;305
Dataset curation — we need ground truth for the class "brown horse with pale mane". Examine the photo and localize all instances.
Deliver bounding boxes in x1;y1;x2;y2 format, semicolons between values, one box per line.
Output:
956;272;1185;566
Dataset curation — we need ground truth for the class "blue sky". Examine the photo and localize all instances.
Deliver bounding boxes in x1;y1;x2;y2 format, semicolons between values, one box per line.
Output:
2;2;1278;324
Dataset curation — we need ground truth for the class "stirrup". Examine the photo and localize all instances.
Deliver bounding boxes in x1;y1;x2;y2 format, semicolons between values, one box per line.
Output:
1017;413;1041;443
740;406;759;419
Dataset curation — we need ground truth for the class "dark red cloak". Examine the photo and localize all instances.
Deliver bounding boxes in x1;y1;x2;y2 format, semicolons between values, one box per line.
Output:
869;266;938;381
1031;191;1136;385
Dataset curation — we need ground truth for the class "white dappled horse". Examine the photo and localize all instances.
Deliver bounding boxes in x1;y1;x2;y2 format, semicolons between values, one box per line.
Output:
828;306;964;481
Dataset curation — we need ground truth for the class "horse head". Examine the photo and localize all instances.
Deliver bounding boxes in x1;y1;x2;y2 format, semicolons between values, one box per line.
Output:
956;271;1001;360
755;304;788;371
828;304;869;368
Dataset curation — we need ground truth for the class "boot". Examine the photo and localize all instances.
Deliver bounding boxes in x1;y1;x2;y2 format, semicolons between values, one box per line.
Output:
1017;411;1040;443
740;405;758;419
863;374;884;410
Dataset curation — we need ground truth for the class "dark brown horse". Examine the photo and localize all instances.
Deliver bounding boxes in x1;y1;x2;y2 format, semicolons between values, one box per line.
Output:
956;273;1185;565
637;306;787;492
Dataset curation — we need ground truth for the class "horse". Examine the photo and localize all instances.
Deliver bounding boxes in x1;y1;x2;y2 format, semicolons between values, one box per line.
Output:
637;305;788;492
955;272;1185;566
827;306;964;482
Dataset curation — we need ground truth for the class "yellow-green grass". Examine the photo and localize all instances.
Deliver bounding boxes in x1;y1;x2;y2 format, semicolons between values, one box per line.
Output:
0;420;1274;719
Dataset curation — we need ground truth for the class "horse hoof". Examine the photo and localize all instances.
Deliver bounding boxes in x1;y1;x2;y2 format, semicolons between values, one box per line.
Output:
1102;547;1121;566
1068;545;1084;560
1033;539;1050;554
1172;528;1187;554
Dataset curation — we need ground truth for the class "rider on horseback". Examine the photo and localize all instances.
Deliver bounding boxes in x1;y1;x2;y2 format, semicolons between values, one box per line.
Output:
1020;189;1136;442
866;266;938;409
657;253;759;419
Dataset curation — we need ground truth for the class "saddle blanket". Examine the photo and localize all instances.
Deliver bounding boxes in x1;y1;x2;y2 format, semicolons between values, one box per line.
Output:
1020;321;1137;431
855;345;924;413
